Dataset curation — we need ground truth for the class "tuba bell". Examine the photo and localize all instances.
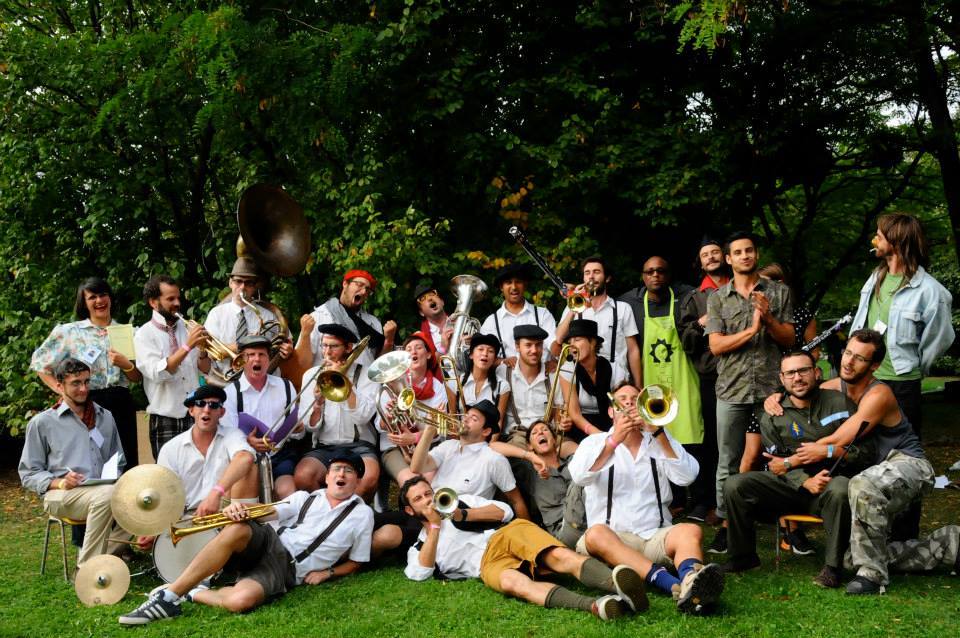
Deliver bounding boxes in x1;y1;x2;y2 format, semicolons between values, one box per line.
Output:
447;275;487;369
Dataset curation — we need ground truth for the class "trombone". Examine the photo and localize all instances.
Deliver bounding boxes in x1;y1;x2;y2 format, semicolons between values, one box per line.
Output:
508;226;592;312
174;313;245;386
543;344;579;450
607;384;678;428
314;336;372;402
438;354;467;413
170;502;282;546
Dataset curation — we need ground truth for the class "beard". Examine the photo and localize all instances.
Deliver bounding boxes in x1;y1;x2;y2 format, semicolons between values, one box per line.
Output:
158;307;178;323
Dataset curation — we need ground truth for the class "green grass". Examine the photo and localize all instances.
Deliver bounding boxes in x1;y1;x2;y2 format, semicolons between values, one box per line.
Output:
2;410;959;637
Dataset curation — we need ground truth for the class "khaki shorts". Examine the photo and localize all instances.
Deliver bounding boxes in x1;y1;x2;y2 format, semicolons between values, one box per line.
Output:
381;447;410;483
479;519;563;592
575;525;673;567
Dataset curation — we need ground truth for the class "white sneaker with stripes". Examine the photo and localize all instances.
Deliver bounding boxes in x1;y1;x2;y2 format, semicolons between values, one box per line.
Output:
118;590;182;625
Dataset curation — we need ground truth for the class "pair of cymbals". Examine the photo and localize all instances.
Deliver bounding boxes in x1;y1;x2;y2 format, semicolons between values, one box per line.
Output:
110;464;186;536
74;555;130;606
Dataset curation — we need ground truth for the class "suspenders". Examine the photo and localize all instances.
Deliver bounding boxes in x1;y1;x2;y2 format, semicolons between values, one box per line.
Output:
493;305;542;358
603;457;665;529
610;302;618;364
233;378;293;414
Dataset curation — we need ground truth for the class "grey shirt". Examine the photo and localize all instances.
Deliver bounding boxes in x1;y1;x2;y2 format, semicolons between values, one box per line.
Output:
705;279;794;403
18;402;125;496
515;458;572;536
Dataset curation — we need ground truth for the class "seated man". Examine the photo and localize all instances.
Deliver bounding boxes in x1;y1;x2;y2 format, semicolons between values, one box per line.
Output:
721;350;872;588
569;382;724;615
19;358;127;568
400;476;647;620
119;449;373;625
293;324;379;501
410;399;529;520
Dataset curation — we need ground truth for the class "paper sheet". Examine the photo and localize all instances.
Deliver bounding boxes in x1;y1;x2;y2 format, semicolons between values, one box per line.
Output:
107;324;136;360
933;475;950;489
81;452;120;486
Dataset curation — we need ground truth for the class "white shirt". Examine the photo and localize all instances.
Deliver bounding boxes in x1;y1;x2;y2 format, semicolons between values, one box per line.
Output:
424;319;448;355
429;440;516;498
298;362;378;447
404;494;513;581
561;359;628;415
222;374;297;442
306;299;383;369
446;370;508;408
134;312;202;418
375;376;447;452
156;424;256;510
500;363;565;434
273;490;373;584
204;301;281;377
560;297;638;367
480;301;557;360
568;431;699;538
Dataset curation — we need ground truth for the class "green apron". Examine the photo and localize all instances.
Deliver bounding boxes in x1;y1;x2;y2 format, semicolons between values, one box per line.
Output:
642;289;703;444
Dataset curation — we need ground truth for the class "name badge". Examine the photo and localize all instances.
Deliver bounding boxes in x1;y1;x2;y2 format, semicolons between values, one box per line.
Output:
872;319;887;335
89;428;105;448
79;346;102;366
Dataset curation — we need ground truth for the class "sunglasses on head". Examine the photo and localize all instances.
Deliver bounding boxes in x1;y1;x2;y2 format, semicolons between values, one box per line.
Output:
193;400;222;410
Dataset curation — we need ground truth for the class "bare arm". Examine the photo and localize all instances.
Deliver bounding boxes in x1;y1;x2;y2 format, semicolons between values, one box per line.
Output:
502;488;530;520
409;425;438;475
708;309;761;355
626;336;642;385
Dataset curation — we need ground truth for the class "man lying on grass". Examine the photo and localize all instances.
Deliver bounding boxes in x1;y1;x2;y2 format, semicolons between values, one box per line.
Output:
119;449;373;625
400;476;647;620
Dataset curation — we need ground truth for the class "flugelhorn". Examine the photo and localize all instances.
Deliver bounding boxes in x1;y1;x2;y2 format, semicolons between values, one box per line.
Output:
174;313;245;386
170;502;281;546
433;487;459;519
315;336;372;401
607;384;678;427
508;226;590;312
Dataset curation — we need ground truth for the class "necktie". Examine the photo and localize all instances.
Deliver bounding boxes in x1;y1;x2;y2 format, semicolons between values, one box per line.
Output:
236;309;248;342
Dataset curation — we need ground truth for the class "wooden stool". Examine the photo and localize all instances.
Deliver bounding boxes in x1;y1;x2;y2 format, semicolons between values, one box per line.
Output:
775;514;823;563
41;516;85;581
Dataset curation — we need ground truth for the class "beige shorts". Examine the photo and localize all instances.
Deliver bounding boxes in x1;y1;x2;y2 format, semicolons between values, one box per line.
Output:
576;525;673;567
381;447;410;483
479;519;563;592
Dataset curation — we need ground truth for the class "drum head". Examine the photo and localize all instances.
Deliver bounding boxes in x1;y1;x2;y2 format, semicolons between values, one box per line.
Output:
152;526;218;584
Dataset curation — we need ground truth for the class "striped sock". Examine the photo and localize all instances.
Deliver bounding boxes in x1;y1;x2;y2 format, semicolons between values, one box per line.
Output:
645;566;680;595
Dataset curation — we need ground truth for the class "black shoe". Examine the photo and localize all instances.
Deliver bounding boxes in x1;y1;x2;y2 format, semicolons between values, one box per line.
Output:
707;527;728;554
718;554;761;574
845;575;884;595
813;565;842;589
686;504;709;522
785;528;815;556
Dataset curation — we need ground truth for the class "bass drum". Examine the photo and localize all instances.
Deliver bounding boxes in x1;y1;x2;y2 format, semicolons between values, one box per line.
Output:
152;527;218;584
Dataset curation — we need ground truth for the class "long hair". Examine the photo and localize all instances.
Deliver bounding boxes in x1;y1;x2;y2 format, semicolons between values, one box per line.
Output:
73;277;113;320
874;213;928;297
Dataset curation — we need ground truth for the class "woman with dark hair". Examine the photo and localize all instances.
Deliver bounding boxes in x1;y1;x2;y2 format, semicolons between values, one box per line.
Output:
560;319;627;442
447;333;510;432
31;277;142;467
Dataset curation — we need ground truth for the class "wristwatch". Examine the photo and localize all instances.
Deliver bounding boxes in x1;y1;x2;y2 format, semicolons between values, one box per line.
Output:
326;567;335;579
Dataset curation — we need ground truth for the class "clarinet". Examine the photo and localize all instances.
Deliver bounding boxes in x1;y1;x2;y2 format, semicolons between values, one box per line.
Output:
801;313;853;352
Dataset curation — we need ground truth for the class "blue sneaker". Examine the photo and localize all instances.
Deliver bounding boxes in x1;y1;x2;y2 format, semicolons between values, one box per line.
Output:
118;590;181;625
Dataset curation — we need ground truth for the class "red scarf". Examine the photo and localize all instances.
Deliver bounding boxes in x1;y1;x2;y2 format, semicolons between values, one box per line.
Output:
409;370;436;401
55;399;96;430
699;274;729;292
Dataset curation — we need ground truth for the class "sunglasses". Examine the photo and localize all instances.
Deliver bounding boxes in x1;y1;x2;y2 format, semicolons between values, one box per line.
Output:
193;400;223;410
643;267;669;275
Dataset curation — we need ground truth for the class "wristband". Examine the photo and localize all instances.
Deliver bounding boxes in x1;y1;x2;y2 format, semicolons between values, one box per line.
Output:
429;523;441;530
212;484;226;496
415;431;423;444
180;344;192;353
120;363;136;372
826;444;835;459
606;436;620;449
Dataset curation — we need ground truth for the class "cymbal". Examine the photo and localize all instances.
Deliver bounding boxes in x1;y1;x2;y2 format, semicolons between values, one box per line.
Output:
74;554;130;606
110;464;186;536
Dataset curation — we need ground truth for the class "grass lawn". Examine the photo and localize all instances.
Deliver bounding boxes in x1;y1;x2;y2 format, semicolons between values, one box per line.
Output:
2;401;958;637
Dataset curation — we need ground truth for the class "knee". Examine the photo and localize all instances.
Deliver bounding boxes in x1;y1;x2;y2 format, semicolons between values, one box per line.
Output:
723;472;751;502
498;570;525;596
222;589;261;613
219;522;252;549
372;525;402;555
675;522;702;542
293;466;318;491
584;524;614;552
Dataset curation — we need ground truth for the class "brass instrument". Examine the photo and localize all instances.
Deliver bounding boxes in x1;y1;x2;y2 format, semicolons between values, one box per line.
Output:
870;235;879;254
239;292;290;375
543;344;579;450
170;502;281;546
433;487;459;519
175;312;245;386
315;336;372;401
447;275;487;369
369;351;419;457
438;353;467;413
638;384;678;426
407;400;461;438
508;226;591;312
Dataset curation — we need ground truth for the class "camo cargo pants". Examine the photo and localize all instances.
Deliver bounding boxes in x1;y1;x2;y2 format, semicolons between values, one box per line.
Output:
845;525;959;575
847;450;935;584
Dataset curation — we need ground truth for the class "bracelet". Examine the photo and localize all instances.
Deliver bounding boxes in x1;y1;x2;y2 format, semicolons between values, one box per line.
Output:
120;363;135;373
212;484;226;496
429;523;441;531
606;436;620;449
826;444;835;459
180;344;192;353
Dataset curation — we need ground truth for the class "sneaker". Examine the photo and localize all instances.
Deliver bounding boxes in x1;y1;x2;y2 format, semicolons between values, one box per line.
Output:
591;595;627;621
813;565;842;589
718;554;761;573
118;591;181;625
845;575;885;595
676;563;725;615
783;528;816;556
612;565;648;613
707;527;728;554
686;504;709;522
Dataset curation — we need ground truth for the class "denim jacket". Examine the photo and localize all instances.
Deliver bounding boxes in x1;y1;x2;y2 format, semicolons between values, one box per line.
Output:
851;266;955;375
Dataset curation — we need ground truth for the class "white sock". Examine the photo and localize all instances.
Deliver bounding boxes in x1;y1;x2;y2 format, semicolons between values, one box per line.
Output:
160;588;180;603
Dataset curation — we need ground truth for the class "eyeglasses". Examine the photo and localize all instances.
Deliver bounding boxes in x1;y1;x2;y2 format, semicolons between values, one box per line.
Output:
193;400;223;410
230;277;258;287
842;349;872;365
781;366;814;379
329;464;357;475
643;268;669;275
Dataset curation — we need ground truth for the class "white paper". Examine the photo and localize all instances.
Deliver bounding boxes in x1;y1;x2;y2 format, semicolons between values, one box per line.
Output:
933;475;950;489
948;459;960;471
871;319;887;335
88;427;105;448
100;452;120;480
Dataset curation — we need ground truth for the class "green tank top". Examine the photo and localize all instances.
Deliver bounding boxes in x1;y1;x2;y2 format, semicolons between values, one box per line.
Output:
866;273;921;380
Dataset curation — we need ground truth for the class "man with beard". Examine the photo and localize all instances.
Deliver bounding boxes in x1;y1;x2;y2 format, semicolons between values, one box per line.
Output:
19;358;127;568
135;275;211;458
222;335;300;498
703;232;794;553
720;351;869;589
119;450;373;624
555;257;641;385
413;284;453;357
481;263;557;365
770;329;935;594
296;269;397;371
400;475;648;619
679;238;730;522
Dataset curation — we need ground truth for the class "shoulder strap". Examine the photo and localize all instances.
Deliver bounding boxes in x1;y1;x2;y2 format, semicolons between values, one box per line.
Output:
650;457;664;528
233;379;243;413
505;367;522;428
534;305;540;327
352;364;362;386
610;302;618;363
295;499;361;562
276;493;318;536
492;311;506;357
284;378;292;405
605;465;615;525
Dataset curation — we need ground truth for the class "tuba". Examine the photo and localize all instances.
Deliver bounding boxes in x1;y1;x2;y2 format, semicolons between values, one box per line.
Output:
447;275;487;369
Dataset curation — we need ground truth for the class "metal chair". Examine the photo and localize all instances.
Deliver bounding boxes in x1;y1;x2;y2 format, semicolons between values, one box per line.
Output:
775;514;823;563
41;516;85;581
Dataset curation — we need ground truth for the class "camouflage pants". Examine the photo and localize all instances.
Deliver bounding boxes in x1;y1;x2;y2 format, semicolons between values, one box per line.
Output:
847;450;935;584
845;525;959;574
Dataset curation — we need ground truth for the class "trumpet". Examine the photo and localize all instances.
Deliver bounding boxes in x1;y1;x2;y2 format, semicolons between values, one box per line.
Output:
508;226;590;312
607;385;678;427
407;400;462;438
170;502;281;546
175;313;245;386
315;336;372;402
433;487;459;519
543;343;578;449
